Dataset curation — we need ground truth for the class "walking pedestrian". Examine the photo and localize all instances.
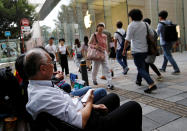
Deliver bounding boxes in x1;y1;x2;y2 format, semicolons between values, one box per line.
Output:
157;10;180;75
74;38;83;72
114;21;129;75
143;18;163;81
58;38;70;76
123;9;157;93
45;37;58;71
82;36;92;71
88;23;114;90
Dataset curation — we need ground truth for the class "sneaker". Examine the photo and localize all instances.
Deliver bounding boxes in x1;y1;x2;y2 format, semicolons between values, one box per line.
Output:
171;71;180;75
123;67;129;75
100;76;106;80
107;84;114;90
157;75;163;81
136;81;141;86
159;68;166;72
144;85;157;93
93;81;98;85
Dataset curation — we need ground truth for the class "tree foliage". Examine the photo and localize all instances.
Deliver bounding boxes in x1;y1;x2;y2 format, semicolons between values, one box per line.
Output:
0;0;37;39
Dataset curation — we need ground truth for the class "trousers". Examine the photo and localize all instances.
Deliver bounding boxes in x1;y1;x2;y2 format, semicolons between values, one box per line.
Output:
85;93;142;131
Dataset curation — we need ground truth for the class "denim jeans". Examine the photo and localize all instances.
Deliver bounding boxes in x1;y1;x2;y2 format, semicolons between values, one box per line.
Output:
161;44;180;72
116;50;128;70
70;87;107;103
133;53;154;85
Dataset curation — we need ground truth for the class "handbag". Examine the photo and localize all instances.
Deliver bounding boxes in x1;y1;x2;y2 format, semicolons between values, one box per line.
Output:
87;34;105;61
145;23;158;56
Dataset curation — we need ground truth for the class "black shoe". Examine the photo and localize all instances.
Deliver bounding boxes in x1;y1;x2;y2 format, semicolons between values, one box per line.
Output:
111;70;114;77
136;81;141;86
171;71;180;75
93;81;98;85
159;68;166;72
107;84;114;90
144;85;157;93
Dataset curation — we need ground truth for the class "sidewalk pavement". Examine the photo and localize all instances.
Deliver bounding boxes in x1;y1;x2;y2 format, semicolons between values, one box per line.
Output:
62;52;187;131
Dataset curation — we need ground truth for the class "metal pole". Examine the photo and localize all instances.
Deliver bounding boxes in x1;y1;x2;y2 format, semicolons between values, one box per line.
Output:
126;0;129;24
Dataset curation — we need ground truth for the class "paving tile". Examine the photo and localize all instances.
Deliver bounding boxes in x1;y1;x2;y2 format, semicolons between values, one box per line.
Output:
145;109;181;125
176;92;187;98
165;95;185;102
145;88;183;99
142;116;160;131
176;98;187;106
167;85;187;92
142;105;158;115
157;117;187;131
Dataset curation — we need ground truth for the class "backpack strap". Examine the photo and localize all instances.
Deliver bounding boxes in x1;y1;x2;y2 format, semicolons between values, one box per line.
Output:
115;31;126;47
159;22;166;26
94;33;98;44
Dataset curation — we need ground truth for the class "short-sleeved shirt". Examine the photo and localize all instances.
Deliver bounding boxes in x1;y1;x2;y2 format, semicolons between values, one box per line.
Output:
45;44;57;61
157;20;172;46
114;28;126;50
58;45;67;55
125;21;153;54
26;80;83;128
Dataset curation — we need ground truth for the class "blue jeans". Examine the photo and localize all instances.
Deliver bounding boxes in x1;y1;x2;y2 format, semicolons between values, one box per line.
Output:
161;44;180;72
70;87;107;103
116;50;128;69
133;53;154;85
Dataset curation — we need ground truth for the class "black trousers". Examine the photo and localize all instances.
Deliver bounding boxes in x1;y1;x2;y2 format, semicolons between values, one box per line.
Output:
146;63;161;76
85;93;142;131
59;54;69;75
54;62;57;72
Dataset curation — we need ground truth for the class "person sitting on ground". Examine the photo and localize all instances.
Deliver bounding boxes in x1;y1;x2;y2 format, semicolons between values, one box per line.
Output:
15;48;107;103
24;48;142;130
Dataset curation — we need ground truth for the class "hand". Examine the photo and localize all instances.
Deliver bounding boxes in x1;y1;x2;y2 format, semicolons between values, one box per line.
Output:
122;50;126;56
93;104;108;110
55;72;64;80
85;90;94;105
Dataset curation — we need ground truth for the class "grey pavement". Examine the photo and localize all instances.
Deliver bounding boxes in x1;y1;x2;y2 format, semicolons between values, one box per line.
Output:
62;52;187;131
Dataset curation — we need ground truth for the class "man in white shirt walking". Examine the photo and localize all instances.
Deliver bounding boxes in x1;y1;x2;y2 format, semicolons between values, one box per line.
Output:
45;37;58;71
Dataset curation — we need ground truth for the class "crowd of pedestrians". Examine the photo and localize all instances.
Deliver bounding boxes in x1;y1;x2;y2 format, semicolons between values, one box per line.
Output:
42;9;180;94
0;8;182;131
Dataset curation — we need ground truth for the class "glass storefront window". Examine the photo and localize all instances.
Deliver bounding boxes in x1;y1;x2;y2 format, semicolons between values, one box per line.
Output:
54;0;186;52
0;39;20;63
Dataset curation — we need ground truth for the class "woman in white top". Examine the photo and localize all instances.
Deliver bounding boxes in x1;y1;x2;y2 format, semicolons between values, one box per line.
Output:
82;36;92;71
58;38;70;76
74;39;83;72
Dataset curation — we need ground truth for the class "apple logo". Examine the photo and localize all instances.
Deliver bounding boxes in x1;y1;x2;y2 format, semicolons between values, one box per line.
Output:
84;10;92;29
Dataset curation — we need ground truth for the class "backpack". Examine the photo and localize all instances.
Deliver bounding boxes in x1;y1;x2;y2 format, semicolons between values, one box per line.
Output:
115;32;130;51
0;67;22;117
159;22;178;42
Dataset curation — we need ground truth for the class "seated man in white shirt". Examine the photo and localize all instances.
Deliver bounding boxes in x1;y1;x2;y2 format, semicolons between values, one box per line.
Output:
24;48;142;130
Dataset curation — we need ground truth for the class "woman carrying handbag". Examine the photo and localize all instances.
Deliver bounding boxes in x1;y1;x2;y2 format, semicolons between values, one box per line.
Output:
88;23;114;90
